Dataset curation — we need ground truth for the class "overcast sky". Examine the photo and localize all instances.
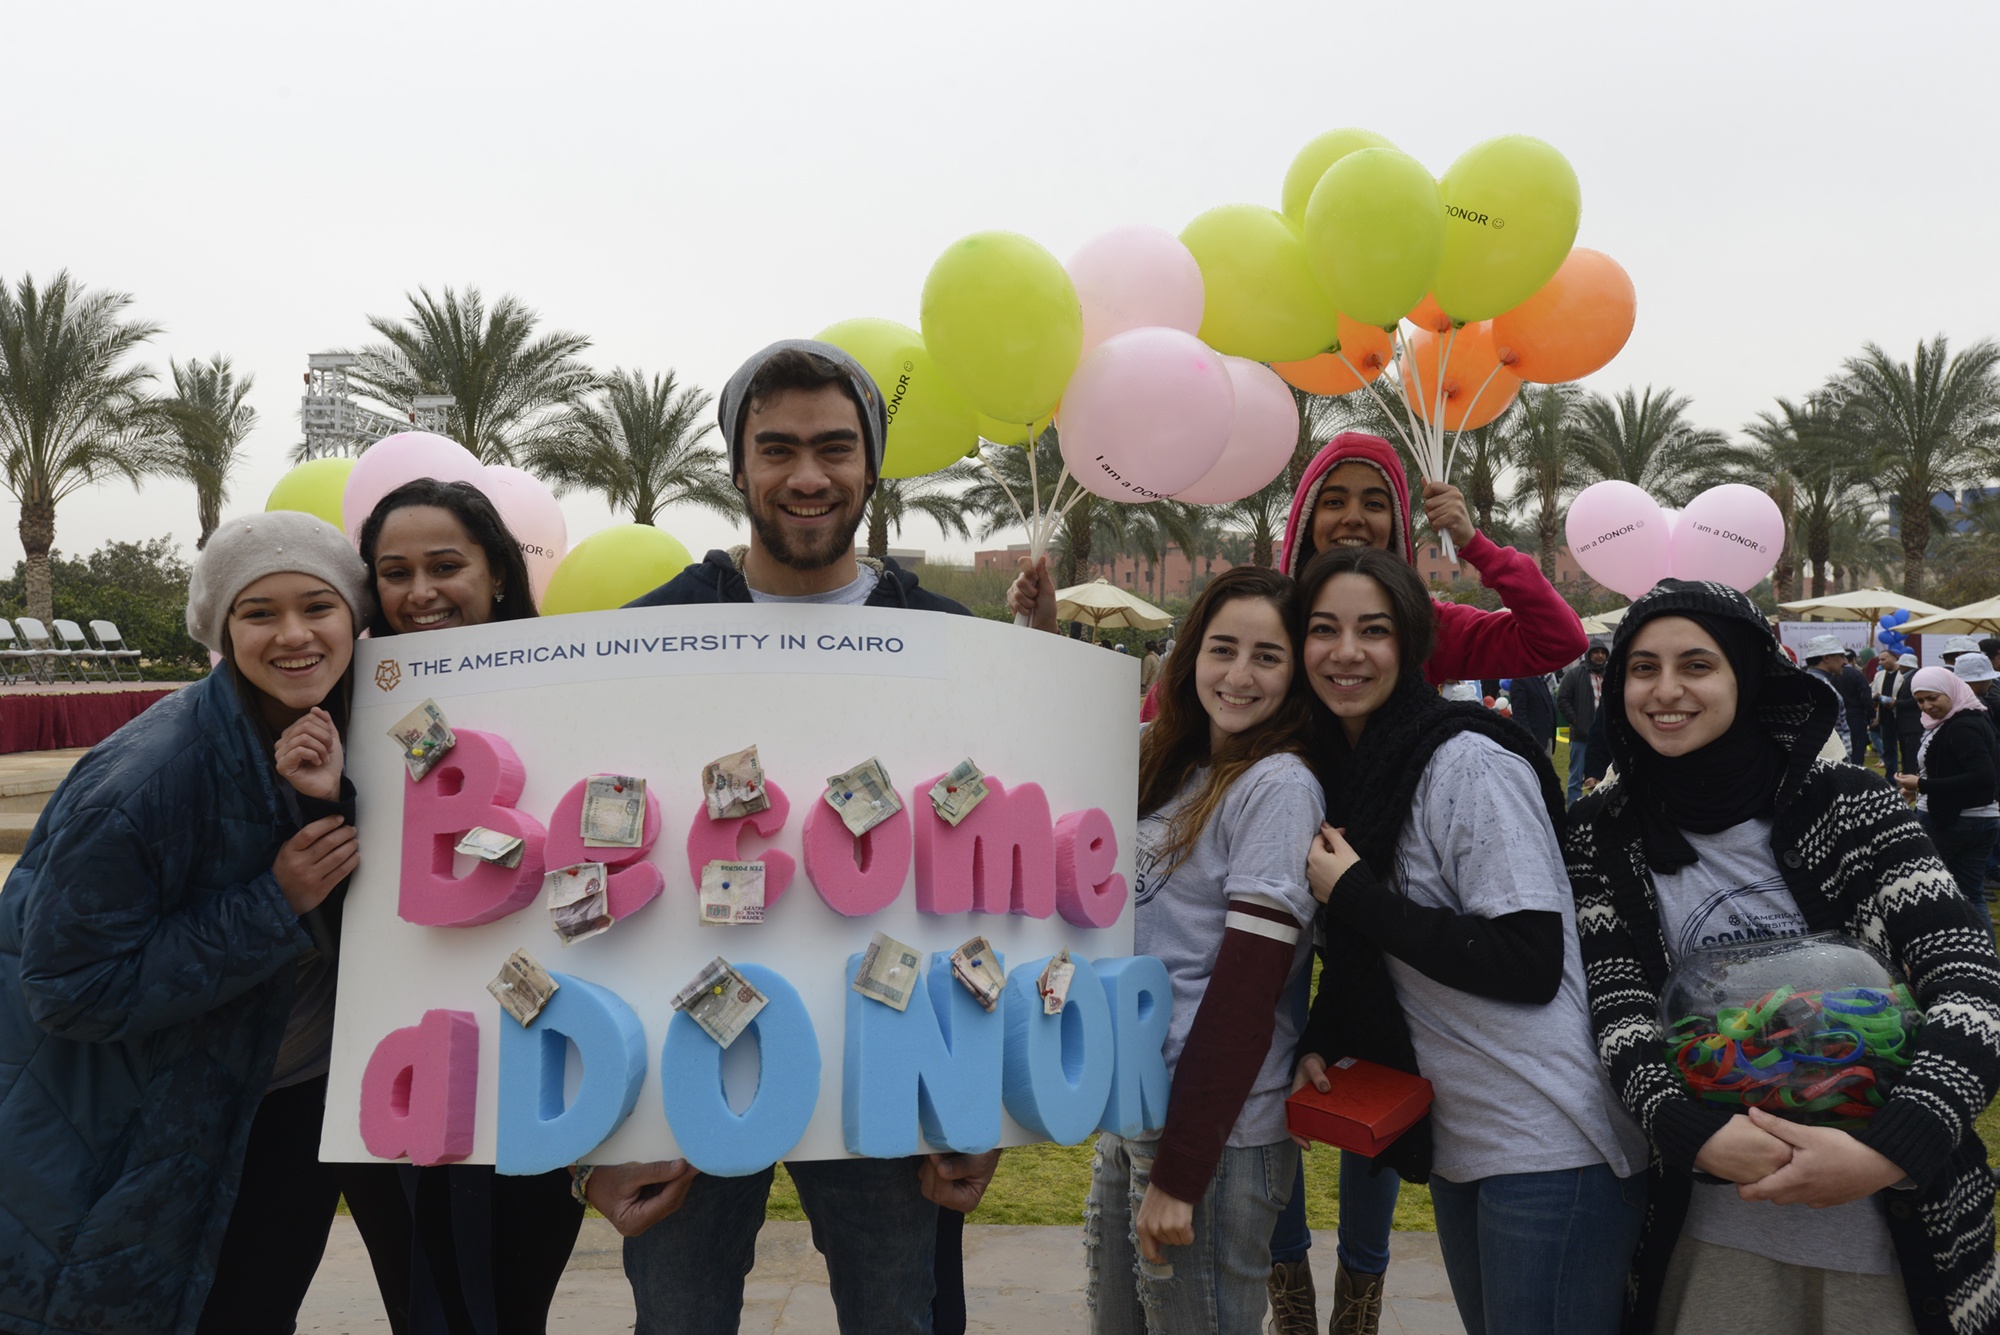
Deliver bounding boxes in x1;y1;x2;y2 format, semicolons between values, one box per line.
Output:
10;0;1998;573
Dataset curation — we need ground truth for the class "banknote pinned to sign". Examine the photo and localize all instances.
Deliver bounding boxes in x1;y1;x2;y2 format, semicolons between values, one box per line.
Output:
703;746;770;821
546;863;612;946
581;774;646;847
949;935;1006;1012
852;930;921;1012
825;756;902;837
1037;949;1075;1015
928;759;989;827
670;956;768;1048
699;860;765;925
388;699;456;781
456;826;524;869
487;948;559;1026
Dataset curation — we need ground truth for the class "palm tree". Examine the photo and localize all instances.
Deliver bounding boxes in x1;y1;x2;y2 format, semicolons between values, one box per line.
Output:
1829;336;2000;597
519;368;737;527
347;286;598;465
1743;394;1866;598
866;467;976;558
160;354;256;549
1449;411;1516;538
1160;501;1227;589
1225;473;1292;568
0;272;164;623
1828;507;1901;592
1504;383;1587;583
1572;386;1741;506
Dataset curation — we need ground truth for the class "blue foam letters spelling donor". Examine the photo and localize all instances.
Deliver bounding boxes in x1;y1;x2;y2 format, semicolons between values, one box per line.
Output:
843;950;1006;1157
1001;955;1115;1145
496;972;647;1175
662;964;822;1176
1092;955;1172;1137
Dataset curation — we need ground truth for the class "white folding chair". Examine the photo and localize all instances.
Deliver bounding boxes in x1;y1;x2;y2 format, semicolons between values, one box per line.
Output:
54;619;113;682
0;618;32;684
13;617;77;683
89;620;143;682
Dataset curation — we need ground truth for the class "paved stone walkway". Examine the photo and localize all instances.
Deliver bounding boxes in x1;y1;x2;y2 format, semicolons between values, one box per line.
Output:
301;1217;1465;1333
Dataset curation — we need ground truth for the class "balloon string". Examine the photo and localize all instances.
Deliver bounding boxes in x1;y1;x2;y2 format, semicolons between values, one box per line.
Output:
978;449;1033;536
1340;351;1420;455
1390;329;1435;476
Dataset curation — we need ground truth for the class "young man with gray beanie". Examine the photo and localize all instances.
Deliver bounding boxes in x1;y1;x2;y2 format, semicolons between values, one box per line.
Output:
609;341;991;1335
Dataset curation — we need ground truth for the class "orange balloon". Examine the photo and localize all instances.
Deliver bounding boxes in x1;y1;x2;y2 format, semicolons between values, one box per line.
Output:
1490;248;1636;384
1273;314;1393;395
1405;292;1454;334
1400;321;1523;432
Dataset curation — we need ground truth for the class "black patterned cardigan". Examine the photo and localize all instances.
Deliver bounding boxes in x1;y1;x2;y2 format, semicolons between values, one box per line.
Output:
1566;671;2000;1335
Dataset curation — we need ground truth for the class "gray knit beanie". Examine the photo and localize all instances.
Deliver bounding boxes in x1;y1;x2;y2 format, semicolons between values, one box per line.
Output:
186;511;373;653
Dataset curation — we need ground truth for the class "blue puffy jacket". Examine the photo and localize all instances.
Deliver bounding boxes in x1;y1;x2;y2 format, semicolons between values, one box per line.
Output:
0;668;317;1335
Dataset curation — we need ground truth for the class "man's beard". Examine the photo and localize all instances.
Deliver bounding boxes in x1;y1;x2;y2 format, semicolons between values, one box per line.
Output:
746;492;867;572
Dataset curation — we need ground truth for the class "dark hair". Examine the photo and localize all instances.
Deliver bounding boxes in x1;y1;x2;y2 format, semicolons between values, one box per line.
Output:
1294;545;1437;675
357;478;539;637
1137;565;1310;870
742;348;868;450
1983;637;2000;658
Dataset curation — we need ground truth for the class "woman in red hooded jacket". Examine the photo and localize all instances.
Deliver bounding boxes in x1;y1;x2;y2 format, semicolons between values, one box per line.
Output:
1011;431;1587;1334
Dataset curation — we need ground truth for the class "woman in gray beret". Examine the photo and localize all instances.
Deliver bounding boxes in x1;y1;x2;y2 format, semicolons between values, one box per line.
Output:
0;511;400;1335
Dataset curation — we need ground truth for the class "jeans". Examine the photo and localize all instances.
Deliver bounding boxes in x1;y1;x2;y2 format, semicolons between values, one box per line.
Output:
1565;738;1588;806
623;1158;938;1335
1085;1132;1298;1334
1918;812;2000;932
1428;1163;1646;1335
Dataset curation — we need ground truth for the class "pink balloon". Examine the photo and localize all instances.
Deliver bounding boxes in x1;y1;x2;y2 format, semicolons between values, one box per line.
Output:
1057;327;1234;503
1565;480;1671;600
481;464;568;604
1067;226;1206;360
1670;484;1786;592
341;432;487;544
1173;358;1299;504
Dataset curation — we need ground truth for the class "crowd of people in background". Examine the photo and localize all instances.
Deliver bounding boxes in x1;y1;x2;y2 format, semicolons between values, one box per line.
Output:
2;345;1997;1335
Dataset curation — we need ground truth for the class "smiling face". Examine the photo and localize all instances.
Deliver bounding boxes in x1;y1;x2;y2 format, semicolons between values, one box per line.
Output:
372;505;500;634
1309;460;1397;557
227;571;354;728
1622;616;1738;757
1302;573;1401;743
1915;689;1951;721
1193;596;1294;753
739;383;871;577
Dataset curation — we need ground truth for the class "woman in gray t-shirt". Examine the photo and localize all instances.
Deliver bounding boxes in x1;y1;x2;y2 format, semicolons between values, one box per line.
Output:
1288;546;1647;1335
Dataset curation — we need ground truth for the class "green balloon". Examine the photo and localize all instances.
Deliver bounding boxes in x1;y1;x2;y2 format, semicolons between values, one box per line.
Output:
816;318;977;479
1432;135;1580;323
1180;205;1340;363
266;457;357;531
974;411;1053;450
540;523;694;616
1281;127;1398;225
1302;148;1445;329
919;231;1082;425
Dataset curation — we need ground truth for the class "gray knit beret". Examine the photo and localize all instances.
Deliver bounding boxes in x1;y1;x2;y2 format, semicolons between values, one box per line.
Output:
186;511;373;653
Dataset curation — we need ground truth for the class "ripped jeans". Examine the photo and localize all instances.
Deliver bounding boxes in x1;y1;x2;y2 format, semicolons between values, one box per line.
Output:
1084;1132;1298;1334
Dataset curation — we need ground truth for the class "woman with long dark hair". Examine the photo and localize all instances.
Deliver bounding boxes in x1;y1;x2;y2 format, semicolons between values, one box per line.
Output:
358;478;582;1335
1086;565;1324;1331
1567;579;2000;1333
1291;546;1647;1335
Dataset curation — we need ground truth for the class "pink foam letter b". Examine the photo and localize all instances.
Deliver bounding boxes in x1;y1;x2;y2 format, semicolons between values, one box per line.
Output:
802;796;911;916
359;1009;479;1165
545;776;665;920
1054;808;1126;928
913;775;1055;918
399;730;548;927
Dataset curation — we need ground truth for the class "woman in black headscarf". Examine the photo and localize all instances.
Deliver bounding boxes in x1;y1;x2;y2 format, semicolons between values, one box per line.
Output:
1565;578;2000;1334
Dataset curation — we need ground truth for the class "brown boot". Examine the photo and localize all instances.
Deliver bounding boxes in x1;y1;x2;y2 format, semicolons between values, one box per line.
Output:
1328;1261;1385;1335
1264;1258;1318;1335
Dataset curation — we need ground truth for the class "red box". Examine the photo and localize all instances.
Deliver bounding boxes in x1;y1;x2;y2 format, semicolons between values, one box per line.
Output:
1284;1057;1433;1157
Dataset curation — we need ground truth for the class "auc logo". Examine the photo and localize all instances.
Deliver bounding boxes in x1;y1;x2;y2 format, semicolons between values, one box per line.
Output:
375;660;403;692
1445;204;1505;230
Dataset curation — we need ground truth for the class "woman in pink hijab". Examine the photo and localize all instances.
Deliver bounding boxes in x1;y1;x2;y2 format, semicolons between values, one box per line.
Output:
1895;666;2000;922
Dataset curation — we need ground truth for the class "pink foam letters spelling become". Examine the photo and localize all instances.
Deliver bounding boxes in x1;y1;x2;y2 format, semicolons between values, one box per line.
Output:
545;776;664;920
685;782;794;907
1053;808;1127;928
802;796;911;917
358;1009;479;1165
912;775;1055;917
399;730;548;927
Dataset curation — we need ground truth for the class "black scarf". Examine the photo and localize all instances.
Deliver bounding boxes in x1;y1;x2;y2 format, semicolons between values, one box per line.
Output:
1307;672;1568;1182
1605;610;1789;872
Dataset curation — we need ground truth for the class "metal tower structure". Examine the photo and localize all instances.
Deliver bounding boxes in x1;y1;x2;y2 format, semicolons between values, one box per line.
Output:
298;352;458;459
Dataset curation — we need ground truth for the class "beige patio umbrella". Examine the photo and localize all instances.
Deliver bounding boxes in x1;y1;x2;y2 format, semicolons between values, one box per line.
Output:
1776;587;1946;620
1580;606;1630;635
1055;578;1173;631
1900;595;2000;635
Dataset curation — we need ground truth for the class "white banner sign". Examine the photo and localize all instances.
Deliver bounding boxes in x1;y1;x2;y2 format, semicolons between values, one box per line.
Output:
323;606;1159;1178
1776;620;1876;657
